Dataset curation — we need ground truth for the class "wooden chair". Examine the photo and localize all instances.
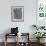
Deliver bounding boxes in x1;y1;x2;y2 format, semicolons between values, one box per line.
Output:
4;33;18;46
18;33;30;46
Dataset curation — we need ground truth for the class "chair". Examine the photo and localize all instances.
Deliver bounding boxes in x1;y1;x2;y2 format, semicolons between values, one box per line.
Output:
18;33;30;46
4;27;19;46
4;33;18;46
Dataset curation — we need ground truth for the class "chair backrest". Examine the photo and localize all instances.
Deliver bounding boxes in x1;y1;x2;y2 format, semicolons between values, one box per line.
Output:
18;33;29;42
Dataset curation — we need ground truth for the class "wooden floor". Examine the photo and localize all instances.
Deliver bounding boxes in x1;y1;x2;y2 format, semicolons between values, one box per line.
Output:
0;42;46;46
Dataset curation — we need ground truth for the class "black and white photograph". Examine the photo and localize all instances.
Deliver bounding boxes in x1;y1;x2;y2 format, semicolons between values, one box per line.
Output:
11;6;24;22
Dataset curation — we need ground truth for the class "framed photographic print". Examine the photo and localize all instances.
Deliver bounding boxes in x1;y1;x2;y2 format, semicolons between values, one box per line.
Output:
11;6;24;22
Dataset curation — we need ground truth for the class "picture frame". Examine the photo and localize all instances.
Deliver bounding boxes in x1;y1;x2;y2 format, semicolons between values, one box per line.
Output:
11;6;24;22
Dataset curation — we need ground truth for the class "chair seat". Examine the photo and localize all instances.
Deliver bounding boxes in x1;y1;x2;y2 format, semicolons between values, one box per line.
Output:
6;33;17;36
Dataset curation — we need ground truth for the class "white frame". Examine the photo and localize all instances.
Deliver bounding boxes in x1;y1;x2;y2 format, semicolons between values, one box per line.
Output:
11;6;24;22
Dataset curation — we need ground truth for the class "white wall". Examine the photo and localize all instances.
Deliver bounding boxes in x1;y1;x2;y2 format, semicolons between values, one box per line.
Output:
0;0;36;42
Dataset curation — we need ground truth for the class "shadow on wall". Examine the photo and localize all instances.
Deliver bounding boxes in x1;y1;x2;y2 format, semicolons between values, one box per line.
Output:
2;28;11;34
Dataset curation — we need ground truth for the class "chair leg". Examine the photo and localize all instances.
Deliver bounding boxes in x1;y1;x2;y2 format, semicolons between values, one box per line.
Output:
4;33;7;46
4;41;7;46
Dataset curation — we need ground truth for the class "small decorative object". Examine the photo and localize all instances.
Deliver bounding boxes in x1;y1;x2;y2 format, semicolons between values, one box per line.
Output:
11;6;24;22
11;27;18;34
